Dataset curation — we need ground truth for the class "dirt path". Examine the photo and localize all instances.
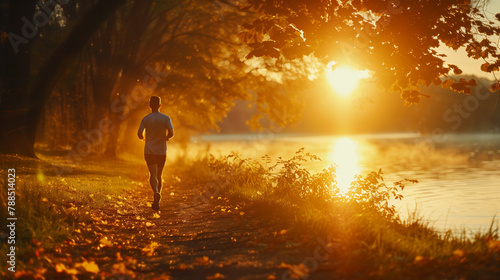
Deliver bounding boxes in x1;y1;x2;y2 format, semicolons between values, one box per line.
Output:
61;171;321;280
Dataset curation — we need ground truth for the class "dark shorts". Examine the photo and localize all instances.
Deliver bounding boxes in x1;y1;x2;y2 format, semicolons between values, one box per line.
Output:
145;154;166;167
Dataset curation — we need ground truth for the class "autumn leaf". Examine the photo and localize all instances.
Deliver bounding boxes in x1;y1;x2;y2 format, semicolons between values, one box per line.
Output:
288;263;309;278
196;256;212;265
442;79;454;89
75;260;100;274
481;62;490;72
206;273;225;279
142;242;159;257
99;237;113;247
55;263;78;275
111;263;136;278
489;82;500;92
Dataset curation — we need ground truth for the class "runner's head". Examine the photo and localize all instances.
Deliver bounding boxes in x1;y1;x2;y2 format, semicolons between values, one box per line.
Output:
149;95;161;110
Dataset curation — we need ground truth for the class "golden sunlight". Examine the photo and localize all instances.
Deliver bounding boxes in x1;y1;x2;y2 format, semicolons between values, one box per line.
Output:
326;63;368;96
328;137;361;194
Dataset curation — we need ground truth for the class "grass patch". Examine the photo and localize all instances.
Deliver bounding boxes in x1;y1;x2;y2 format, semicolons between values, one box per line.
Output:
174;149;500;279
0;155;142;271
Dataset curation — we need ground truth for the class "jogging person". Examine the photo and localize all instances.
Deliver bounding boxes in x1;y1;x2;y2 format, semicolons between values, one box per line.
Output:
137;96;174;210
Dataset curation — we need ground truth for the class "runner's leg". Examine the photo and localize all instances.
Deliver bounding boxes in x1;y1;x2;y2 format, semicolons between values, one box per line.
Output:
157;162;165;194
147;163;158;193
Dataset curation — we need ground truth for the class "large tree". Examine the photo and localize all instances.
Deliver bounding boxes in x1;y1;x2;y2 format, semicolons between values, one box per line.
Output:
0;0;128;157
239;0;500;104
1;0;308;157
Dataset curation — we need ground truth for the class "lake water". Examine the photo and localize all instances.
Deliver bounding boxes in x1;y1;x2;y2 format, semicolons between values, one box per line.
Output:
176;133;500;235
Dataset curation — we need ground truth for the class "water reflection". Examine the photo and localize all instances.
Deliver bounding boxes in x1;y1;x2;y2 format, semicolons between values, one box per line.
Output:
186;133;500;232
328;137;361;194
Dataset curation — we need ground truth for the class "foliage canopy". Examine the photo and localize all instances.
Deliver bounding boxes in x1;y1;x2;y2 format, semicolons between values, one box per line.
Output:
239;0;500;104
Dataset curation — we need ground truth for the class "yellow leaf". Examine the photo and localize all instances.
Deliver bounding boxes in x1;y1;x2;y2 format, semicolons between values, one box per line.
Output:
99;237;113;247
196;256;212;265
280;229;287;235
240;212;245;216
278;262;291;269
267;275;277;280
442;79;454;89
142;242;159;257
75;260;100;274
111;263;136;278
55;263;78;275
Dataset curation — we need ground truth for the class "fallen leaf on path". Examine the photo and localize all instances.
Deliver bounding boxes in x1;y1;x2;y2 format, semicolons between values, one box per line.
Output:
267;275;277;280
153;273;172;280
55;263;78;275
99;237;113;247
279;263;309;279
178;263;194;270
111;263;136;278
288;263;309;279
75;260;99;274
206;273;225;279
142;242;159;257
196;256;212;265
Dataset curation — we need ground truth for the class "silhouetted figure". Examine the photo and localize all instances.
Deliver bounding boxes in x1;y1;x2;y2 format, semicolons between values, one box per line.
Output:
137;96;174;210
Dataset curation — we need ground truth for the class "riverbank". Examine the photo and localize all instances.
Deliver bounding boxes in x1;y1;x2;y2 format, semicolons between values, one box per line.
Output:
1;152;499;279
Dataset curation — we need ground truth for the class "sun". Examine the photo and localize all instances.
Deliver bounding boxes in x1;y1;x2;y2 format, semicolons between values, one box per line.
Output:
326;63;367;96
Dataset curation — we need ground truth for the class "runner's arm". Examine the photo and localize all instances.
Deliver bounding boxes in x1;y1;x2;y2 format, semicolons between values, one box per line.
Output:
166;117;174;141
138;119;145;140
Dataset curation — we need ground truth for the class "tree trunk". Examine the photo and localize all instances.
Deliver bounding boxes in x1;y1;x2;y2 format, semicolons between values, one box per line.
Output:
0;0;36;156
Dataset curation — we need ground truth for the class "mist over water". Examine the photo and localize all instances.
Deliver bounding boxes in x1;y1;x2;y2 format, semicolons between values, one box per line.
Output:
174;133;500;234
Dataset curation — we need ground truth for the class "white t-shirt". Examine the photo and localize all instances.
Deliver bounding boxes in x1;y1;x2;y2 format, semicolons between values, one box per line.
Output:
138;112;174;155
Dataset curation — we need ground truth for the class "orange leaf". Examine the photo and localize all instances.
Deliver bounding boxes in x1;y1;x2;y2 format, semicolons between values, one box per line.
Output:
489;82;500;92
55;263;78;275
206;273;225;280
141;242;159;257
75;260;100;274
442;79;454;89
